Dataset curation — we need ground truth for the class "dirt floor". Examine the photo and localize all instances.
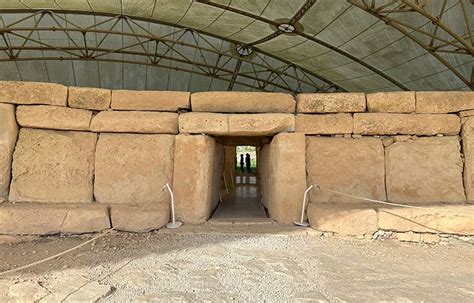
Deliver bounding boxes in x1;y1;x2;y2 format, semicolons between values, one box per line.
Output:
0;224;473;302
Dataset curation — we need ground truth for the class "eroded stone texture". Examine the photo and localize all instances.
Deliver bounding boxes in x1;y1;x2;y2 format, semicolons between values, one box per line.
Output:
191;92;295;113
90;111;178;134
110;204;169;232
296;93;366;113
112;90;190;111
0;204;110;235
463;117;474;202
16;105;92;131
68;86;111;110
416;91;474;113
94;134;175;204
9;129;97;203
378;205;474;235
295;114;353;134
173;135;218;223
354;113;460;135
306;137;386;204
228;114;295;136
179;112;228;135
0;104;17;197
367;92;415;113
307;203;378;236
385;137;465;204
0;81;67;106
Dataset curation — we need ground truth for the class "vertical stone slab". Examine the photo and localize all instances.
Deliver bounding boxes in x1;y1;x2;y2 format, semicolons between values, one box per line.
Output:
463;117;474;202
259;144;270;209
172;135;217;223
0;104;18;197
266;133;307;224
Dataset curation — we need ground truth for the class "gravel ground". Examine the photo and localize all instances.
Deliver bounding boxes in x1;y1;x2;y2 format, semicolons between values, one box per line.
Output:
0;225;473;302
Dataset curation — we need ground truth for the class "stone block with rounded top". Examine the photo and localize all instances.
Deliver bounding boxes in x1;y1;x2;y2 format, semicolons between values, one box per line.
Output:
68;86;111;110
16;105;92;131
367;92;415;113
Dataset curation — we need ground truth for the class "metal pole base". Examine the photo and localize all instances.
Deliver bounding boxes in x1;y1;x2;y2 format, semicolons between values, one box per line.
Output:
293;221;310;227
166;221;183;229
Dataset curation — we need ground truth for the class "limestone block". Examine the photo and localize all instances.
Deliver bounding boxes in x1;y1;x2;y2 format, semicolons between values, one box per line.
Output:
16;105;92;131
377;205;474;235
0;204;110;235
9;129;97;203
295;114;353;134
367;92;415;113
68;86;111;110
112;90;190;111
0;81;67;106
90;111;178;134
385;137;465;204
307;203;378;236
265;133;307;224
173;135;217;223
94;134;175;204
306;137;386;203
228;114;295;136
416;91;474;113
296;93;366;113
459;109;474;117
179;112;228;135
353;113;460;135
463;117;474;202
191;91;295;113
110;204;169;232
0;104;17;197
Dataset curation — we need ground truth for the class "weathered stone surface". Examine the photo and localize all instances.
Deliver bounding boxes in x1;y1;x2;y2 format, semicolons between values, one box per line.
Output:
65;282;112;302
264;133;307;224
296;93;366;113
68;86;111;110
7;282;49;302
0;104;17;197
463;117;474;202
307;203;378;236
16;105;92;130
378;205;474;235
306;137;386;203
367;92;415;113
90;111;178;134
385;137;465;204
94;134;174;204
353;113;460;135
0;203;110;235
191;92;295;113
112;90;190;111
179;112;228;135
9;129;97;203
228;114;295;136
111;204;169;232
173;135;219;223
459;109;474;117
416;91;474;113
0;81;67;106
295;113;353;134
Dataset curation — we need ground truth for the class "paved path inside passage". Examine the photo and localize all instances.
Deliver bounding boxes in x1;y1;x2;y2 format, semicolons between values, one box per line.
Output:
0;225;473;302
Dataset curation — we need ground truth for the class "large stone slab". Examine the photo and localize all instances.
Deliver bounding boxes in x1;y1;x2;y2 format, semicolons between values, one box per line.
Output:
295;114;353;134
68;86;111;110
0;81;67;106
416;91;474;113
94;134;175;204
385;137;465;204
179;112;228;135
173;135;218;223
463;117;474;202
306;137;386;203
191;92;295;113
0;203;110;235
296;93;366;113
0;104;17;197
112;90;190;111
90;111;178;134
110;204;169;232
378;205;474;235
353;113;460;135
367;92;415;113
16;105;92;131
9;129;97;203
307;203;378;236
